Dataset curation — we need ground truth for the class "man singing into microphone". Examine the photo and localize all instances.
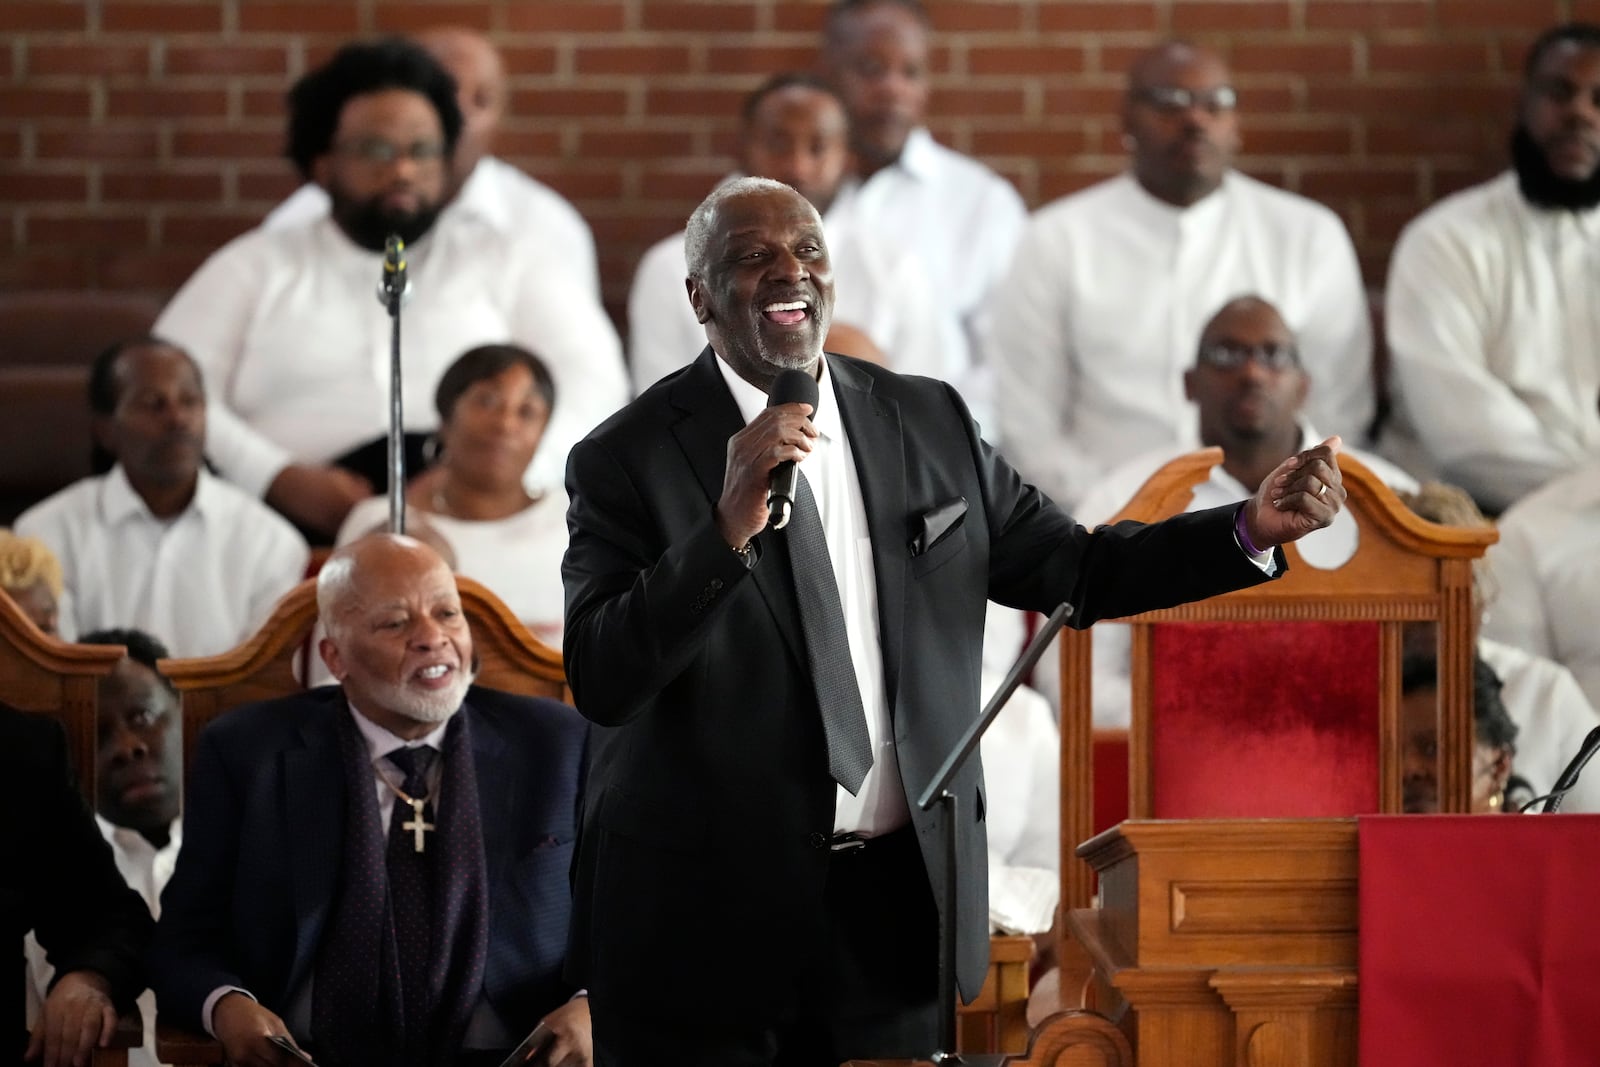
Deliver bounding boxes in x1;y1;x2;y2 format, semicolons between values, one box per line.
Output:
560;177;1346;1064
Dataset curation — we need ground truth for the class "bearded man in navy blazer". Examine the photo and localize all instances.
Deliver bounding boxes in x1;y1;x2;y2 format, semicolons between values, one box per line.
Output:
150;534;591;1067
561;176;1348;1064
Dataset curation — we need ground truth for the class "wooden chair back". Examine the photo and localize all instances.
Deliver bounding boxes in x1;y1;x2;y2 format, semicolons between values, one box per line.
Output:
0;586;123;798
1057;449;1496;955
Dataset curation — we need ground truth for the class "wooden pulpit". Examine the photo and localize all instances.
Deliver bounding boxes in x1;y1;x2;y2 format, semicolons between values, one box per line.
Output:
1070;819;1359;1067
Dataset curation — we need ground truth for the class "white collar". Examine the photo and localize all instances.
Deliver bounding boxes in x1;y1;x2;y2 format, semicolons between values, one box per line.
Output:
713;353;844;445
98;464;209;525
346;700;453;764
95;813;182;859
891;127;940;182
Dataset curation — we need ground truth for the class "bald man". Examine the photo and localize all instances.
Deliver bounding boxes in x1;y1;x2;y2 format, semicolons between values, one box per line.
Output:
265;28;599;298
986;40;1373;512
151;534;591;1067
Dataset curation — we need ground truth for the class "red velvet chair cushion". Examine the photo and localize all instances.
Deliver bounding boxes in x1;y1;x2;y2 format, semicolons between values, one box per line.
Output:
1148;621;1380;817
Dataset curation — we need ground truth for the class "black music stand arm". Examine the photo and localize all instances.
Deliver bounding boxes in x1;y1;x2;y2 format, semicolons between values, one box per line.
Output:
917;602;1074;1063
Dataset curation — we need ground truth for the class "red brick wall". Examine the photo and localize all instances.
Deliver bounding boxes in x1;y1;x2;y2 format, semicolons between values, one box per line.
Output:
3;0;1597;324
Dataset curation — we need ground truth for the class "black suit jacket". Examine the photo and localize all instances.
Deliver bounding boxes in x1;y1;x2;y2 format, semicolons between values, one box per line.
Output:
148;686;587;1040
6;704;151;1062
561;349;1279;1014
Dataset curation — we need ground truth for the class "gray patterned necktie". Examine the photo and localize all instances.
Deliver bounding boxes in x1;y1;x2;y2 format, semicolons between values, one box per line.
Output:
787;471;875;793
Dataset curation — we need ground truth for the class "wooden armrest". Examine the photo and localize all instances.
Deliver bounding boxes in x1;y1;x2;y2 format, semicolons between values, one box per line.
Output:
156;1021;225;1065
108;1006;144;1048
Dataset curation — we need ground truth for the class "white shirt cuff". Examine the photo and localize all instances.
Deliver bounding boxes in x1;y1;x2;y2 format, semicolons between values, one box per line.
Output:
202;986;255;1037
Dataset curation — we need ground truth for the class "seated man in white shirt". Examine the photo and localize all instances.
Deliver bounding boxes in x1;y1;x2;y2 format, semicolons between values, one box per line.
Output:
987;41;1372;511
1386;22;1600;514
155;39;626;538
1484;453;1600;709
628;72;956;394
25;628;182;1067
1055;296;1411;725
266;27;600;300
14;338;308;657
821;0;1026;423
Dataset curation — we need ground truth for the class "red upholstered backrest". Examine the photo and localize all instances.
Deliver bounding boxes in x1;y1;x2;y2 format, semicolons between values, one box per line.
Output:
1092;730;1130;836
1147;620;1381;818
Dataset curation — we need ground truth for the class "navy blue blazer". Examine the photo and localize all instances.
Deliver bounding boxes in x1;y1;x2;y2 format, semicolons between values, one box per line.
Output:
148;686;587;1037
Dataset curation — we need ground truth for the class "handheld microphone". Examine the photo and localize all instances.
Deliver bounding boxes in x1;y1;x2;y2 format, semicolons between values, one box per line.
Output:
766;368;819;530
1539;725;1600;813
377;234;410;308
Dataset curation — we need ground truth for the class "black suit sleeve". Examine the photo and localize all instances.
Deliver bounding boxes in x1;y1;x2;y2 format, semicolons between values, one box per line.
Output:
562;434;756;728
18;710;152;1011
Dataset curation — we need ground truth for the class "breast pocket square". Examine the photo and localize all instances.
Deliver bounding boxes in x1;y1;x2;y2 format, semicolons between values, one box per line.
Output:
911;497;967;556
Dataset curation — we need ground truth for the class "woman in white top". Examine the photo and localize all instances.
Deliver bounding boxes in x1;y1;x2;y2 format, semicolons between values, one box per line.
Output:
336;343;568;648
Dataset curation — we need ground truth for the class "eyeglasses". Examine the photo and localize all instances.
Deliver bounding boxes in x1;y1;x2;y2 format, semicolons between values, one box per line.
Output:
1196;341;1299;370
1132;85;1239;114
333;138;447;166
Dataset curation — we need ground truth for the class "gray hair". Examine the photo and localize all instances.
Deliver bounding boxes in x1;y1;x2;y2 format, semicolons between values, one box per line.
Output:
683;176;806;280
316;550;359;641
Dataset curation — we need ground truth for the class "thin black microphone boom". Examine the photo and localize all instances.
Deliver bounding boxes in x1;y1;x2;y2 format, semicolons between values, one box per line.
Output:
766;368;819;530
1541;725;1600;813
378;233;408;533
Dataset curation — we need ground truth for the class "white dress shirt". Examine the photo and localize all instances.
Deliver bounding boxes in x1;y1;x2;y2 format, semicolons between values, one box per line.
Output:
987;171;1374;511
979;670;1059;934
1386;171;1600;512
714;355;908;836
627;179;961;395
1483;462;1600;711
1045;428;1413;727
851;128;1028;426
154;213;626;498
336;488;569;648
264;156;601;299
25;818;181;1067
14;466;309;657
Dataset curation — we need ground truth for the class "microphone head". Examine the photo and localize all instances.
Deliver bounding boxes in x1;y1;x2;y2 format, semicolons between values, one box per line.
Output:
383;234;406;274
767;368;819;411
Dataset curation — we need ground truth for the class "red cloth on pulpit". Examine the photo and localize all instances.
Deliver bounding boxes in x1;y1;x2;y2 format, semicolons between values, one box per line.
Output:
1359;815;1600;1065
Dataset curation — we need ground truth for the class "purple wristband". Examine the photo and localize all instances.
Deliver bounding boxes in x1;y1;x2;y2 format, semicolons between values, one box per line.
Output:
1234;505;1267;557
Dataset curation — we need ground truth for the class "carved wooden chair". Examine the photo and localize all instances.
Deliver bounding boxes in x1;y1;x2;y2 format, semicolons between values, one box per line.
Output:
1;590;147;1065
1053;449;1495;1012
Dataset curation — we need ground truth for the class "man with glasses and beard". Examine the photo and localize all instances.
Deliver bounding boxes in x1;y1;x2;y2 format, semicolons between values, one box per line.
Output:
986;41;1372;513
154;40;625;540
150;534;592;1067
1387;22;1600;515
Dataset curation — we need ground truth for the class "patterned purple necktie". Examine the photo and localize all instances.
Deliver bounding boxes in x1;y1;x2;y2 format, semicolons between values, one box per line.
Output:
385;745;437;1051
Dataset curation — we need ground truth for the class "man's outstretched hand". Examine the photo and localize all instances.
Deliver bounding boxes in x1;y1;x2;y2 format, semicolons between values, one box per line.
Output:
1242;435;1345;550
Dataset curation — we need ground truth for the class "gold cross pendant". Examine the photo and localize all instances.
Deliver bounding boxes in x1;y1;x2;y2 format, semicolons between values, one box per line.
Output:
402;798;435;853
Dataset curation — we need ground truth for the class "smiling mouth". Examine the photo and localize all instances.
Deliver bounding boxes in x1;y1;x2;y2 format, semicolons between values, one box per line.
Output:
762;300;811;326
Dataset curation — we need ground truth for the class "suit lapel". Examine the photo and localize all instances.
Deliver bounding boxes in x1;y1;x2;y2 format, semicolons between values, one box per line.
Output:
669;347;807;669
830;356;907;716
284;709;344;993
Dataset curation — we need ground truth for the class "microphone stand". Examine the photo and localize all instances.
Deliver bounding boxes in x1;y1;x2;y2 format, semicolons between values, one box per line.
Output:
916;602;1074;1063
378;235;410;535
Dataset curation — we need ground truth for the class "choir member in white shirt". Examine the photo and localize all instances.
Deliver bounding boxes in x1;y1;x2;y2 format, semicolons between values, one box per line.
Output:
1385;23;1600;514
155;39;626;538
628;73;957;395
821;0;1027;425
337;343;570;649
25;630;182;1067
265;27;601;300
986;41;1372;511
1483;455;1600;715
14;339;308;658
1052;297;1408;727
